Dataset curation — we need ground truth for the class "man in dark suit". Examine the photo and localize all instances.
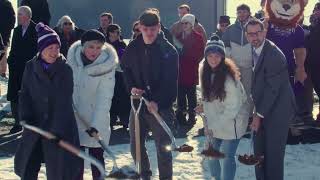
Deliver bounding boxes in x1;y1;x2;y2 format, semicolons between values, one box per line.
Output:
21;0;51;25
245;19;297;180
7;6;38;134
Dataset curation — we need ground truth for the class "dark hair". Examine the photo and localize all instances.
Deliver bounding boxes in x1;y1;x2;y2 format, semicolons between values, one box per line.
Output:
178;4;190;12
100;12;113;23
132;21;140;31
200;57;240;102
237;4;251;13
107;24;121;36
245;18;264;32
139;10;160;27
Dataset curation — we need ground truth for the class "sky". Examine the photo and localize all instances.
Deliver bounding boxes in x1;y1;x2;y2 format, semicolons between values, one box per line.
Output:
226;0;319;24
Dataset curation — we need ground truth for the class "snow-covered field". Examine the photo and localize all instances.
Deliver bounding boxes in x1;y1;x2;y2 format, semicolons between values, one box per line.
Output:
1;136;320;180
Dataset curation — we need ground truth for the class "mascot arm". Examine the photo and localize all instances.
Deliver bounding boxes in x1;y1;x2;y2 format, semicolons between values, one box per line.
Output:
294;48;307;83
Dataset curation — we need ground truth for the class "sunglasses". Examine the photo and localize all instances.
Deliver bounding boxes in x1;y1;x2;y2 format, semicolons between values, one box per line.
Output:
64;22;72;26
181;22;189;25
247;31;263;37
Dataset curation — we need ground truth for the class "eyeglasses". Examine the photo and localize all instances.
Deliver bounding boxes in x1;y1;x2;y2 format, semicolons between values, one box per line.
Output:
246;31;263;37
181;22;189;25
64;22;72;26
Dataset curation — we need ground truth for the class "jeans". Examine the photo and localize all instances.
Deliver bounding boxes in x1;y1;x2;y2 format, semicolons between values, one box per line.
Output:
208;138;240;180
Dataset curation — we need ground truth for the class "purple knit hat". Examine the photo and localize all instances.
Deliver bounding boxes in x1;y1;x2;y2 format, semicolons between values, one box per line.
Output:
36;22;61;53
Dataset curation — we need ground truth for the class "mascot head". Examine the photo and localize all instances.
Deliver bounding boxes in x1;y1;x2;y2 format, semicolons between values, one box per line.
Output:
265;0;308;28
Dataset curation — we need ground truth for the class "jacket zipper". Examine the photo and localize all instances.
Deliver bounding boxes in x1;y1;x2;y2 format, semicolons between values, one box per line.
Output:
234;119;238;139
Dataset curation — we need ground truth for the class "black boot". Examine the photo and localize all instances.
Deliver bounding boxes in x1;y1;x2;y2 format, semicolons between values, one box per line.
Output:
176;111;187;125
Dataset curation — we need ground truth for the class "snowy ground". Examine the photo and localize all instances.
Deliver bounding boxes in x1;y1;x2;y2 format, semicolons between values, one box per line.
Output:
1;134;320;180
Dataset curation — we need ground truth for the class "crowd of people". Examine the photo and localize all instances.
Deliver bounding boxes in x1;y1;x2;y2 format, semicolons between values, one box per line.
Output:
0;0;320;179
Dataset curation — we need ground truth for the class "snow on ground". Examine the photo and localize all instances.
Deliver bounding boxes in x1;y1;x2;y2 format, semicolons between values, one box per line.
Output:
1;136;320;180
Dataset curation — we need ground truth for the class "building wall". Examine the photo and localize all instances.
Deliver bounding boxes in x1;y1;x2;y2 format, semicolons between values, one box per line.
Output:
48;0;220;38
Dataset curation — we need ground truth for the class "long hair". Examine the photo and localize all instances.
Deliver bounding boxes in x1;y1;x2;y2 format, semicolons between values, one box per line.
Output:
56;15;75;33
200;57;240;102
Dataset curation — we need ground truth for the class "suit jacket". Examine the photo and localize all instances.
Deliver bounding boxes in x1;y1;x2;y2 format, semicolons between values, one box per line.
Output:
252;39;296;128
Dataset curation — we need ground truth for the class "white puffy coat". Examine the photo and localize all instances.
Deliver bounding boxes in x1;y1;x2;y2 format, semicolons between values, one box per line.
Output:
203;75;250;140
67;41;118;147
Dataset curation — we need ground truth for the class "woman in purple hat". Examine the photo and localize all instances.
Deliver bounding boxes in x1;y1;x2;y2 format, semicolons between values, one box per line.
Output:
14;22;81;180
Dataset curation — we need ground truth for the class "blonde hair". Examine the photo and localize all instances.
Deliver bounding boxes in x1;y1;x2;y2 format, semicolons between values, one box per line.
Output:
82;40;105;52
18;6;32;18
56;15;75;33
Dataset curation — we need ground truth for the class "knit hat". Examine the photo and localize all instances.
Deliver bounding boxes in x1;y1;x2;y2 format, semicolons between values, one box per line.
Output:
181;14;195;27
219;16;230;24
36;22;61;53
205;35;225;57
81;29;106;45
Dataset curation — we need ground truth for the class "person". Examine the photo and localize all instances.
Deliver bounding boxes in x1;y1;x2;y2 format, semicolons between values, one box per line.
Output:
222;4;254;123
97;12;113;37
54;15;85;57
213;16;231;39
305;2;320;125
20;0;51;25
131;21;141;41
14;22;81;180
195;36;249;180
67;29;117;180
147;8;174;45
7;6;38;134
121;9;178;180
106;24;130;130
175;14;205;125
245;19;296;180
0;0;16;78
170;4;207;45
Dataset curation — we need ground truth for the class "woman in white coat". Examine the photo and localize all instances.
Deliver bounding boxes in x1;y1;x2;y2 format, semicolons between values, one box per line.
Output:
67;29;118;180
196;36;250;180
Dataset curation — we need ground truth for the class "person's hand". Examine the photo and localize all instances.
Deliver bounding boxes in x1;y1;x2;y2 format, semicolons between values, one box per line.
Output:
295;68;307;84
86;127;98;137
194;104;204;114
250;114;262;132
147;101;158;113
131;87;145;96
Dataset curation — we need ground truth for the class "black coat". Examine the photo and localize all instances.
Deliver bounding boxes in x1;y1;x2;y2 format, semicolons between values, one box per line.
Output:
161;23;174;45
21;0;51;25
0;0;16;46
14;55;81;180
306;25;320;66
121;32;178;109
54;27;85;57
7;21;38;102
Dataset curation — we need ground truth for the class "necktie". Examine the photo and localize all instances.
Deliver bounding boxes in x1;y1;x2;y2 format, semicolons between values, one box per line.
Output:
252;50;259;69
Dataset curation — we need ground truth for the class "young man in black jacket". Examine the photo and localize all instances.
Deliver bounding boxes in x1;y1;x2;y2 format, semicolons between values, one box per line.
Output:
121;9;178;180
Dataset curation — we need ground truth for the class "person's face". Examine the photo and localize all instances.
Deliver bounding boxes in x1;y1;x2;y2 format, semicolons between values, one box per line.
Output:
237;9;250;22
63;21;73;33
84;42;103;61
100;16;110;29
133;24;141;37
246;24;265;48
178;8;189;18
41;44;60;64
182;21;193;32
139;24;161;44
207;52;222;69
218;23;229;32
108;30;120;41
18;11;30;25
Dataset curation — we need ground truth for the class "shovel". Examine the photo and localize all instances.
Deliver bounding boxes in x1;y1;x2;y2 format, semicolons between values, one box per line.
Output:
198;113;225;159
238;130;264;166
133;95;194;153
20;121;106;180
73;106;139;179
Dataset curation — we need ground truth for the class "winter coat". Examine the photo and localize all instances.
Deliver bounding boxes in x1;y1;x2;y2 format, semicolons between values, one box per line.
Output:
20;0;51;25
0;0;16;46
67;41;117;148
222;19;252;69
54;27;85;57
171;20;207;45
14;55;81;180
107;39;127;72
161;23;174;45
305;25;320;67
7;21;38;102
121;32;179;109
176;30;205;87
203;74;249;140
